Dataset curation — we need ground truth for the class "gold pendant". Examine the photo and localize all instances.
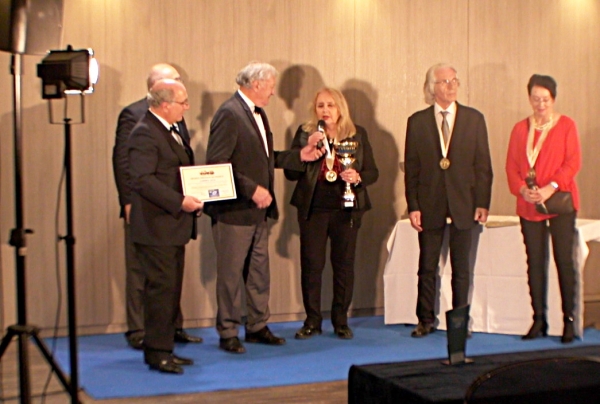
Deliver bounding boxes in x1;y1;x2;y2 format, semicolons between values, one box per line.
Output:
439;158;450;170
528;168;536;178
326;170;337;182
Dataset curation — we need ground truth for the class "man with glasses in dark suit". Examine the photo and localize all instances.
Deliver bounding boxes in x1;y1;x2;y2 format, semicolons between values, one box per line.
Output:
113;64;203;350
128;79;203;374
404;63;493;338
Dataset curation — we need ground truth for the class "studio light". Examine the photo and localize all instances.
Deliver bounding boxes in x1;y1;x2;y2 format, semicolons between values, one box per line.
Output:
36;45;99;99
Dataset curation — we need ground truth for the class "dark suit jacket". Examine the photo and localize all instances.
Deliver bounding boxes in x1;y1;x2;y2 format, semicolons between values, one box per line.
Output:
128;110;196;246
204;92;305;225
284;124;379;220
404;103;493;230
113;98;190;218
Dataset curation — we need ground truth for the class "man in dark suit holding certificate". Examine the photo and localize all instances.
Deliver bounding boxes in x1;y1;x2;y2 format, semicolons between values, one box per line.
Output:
113;63;203;350
129;79;203;374
404;63;493;338
205;62;324;354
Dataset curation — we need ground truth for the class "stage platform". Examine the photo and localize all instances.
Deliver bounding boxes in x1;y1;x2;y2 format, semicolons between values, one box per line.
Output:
349;345;600;403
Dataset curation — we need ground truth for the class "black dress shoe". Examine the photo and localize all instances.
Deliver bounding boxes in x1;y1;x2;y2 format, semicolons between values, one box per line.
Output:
295;325;322;339
148;358;183;375
174;329;203;343
411;322;435;338
219;336;246;354
171;353;194;366
245;326;286;345
125;331;144;350
334;325;354;339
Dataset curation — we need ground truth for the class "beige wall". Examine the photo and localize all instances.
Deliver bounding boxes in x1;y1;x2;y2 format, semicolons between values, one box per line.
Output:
0;0;599;334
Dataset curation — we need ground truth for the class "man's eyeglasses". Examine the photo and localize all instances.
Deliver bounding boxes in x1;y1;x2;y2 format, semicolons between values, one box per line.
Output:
434;78;460;87
170;100;189;107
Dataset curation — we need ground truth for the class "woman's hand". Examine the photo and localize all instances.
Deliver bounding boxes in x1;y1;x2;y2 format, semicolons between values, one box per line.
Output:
520;185;543;204
538;184;557;203
340;168;361;184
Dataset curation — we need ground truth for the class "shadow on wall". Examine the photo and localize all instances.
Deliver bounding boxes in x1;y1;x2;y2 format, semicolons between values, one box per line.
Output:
188;73;233;314
342;79;400;309
275;64;325;259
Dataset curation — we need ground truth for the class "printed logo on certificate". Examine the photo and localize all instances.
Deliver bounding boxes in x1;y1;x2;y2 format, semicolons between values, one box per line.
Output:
180;163;237;202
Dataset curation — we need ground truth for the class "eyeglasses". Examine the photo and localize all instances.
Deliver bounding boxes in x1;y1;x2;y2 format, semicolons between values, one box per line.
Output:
170;99;189;107
434;78;460;87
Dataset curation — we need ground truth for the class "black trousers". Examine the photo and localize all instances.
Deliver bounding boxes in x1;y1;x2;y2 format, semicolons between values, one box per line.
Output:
135;243;185;363
298;210;360;328
520;212;577;321
124;221;184;335
416;223;472;323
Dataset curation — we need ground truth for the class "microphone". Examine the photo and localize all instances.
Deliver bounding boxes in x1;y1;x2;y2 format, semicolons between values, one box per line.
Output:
524;177;549;214
316;120;326;149
524;176;537;190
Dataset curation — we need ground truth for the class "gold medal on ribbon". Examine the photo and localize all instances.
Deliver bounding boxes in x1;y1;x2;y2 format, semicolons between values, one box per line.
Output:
439;158;450;170
326;170;337;182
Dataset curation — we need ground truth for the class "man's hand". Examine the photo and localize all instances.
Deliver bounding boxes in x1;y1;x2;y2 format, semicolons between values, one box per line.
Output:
252;185;273;209
124;203;132;224
474;208;489;223
409;211;423;232
300;131;327;162
182;196;204;215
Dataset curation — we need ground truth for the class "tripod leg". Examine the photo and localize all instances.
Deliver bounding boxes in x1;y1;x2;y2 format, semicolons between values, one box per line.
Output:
0;327;17;357
30;333;74;396
0;327;32;404
17;333;32;404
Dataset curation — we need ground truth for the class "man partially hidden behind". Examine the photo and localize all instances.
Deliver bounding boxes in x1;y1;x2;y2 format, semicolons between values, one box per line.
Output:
205;62;324;354
128;79;203;374
404;63;493;338
112;63;202;350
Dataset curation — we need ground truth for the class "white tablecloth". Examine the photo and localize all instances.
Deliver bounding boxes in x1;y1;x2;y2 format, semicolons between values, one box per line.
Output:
383;215;600;337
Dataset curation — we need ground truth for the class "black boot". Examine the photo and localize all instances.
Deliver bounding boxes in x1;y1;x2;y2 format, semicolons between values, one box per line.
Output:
522;315;548;340
561;316;574;344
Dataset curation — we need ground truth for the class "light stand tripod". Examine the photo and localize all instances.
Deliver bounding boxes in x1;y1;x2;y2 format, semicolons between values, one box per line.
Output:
0;54;79;403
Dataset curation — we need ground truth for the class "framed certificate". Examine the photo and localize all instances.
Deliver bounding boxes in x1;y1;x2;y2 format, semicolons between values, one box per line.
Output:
180;163;237;202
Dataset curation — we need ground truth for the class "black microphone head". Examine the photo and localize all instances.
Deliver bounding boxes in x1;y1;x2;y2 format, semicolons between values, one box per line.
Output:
317;120;326;132
525;176;537;189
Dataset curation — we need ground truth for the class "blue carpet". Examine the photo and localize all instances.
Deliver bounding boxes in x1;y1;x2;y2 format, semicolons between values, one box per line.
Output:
49;317;600;399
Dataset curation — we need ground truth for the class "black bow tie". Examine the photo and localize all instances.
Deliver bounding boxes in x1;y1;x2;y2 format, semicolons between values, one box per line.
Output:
254;106;262;115
170;124;180;134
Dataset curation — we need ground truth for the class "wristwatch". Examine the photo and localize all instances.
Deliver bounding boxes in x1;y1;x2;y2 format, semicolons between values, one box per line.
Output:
550;181;559;190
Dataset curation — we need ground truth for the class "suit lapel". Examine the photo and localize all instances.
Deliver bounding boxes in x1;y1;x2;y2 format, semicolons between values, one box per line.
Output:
451;103;464;140
234;93;269;159
176;119;194;165
424;106;442;156
146;112;191;166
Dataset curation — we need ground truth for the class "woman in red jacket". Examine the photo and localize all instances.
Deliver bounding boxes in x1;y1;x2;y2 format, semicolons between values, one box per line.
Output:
505;74;581;343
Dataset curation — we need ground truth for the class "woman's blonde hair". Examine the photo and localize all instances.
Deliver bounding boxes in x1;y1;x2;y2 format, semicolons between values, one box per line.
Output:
302;87;356;141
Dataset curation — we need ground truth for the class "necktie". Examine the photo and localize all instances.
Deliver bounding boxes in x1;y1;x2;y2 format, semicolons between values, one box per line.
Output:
254;106;262;114
441;111;450;146
170;125;183;146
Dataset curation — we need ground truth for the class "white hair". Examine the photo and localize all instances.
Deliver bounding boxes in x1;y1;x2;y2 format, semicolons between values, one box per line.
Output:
235;62;278;88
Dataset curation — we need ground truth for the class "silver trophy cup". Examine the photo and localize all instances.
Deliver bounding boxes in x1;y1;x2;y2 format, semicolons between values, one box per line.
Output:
335;140;359;208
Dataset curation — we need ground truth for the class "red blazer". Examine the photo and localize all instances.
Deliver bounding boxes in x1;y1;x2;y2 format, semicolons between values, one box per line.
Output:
505;115;581;221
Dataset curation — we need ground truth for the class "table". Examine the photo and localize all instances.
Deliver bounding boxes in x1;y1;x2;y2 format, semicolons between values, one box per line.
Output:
383;215;600;337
